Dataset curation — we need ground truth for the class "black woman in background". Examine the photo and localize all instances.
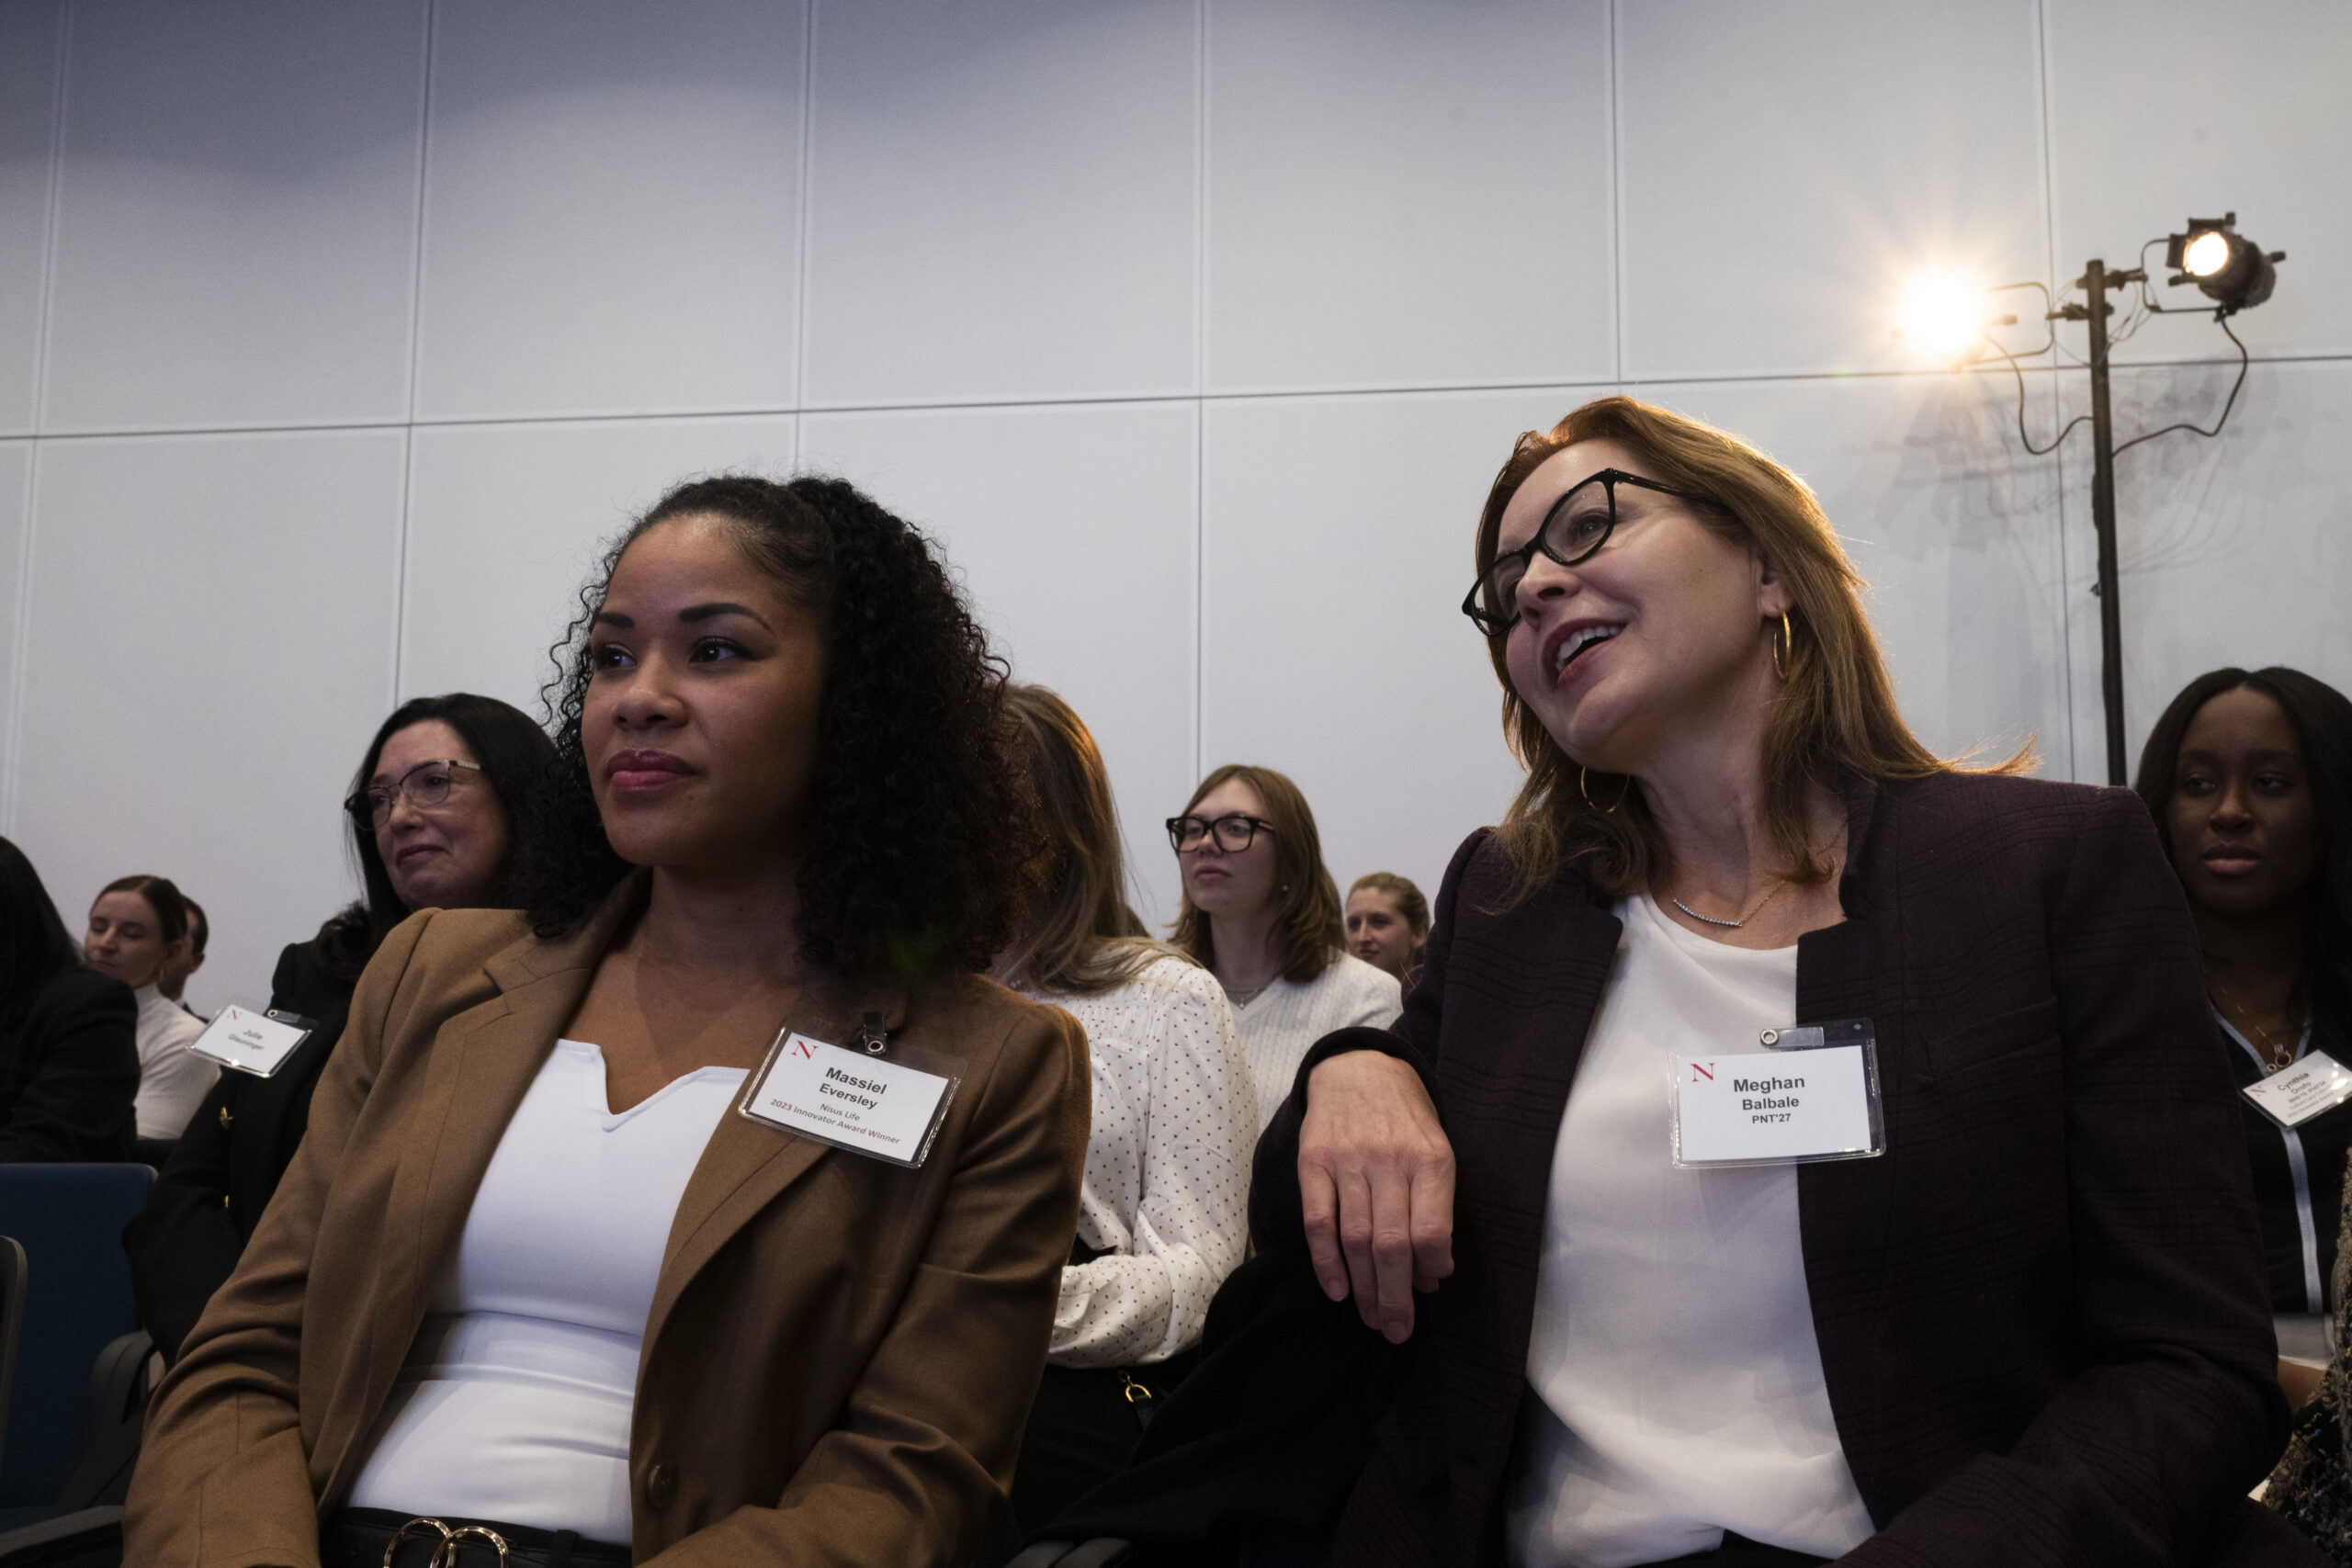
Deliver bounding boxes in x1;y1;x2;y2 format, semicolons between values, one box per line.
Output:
123;692;561;1363
2136;667;2352;1399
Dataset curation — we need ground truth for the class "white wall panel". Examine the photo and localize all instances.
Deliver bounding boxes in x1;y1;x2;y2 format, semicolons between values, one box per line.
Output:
401;416;800;717
2056;356;2352;784
800;402;1197;926
0;2;61;436
414;0;805;422
1204;0;1612;393
14;430;405;1016
1618;0;2046;382
2048;0;2350;364
1635;372;2074;775
40;1;426;433
1201;391;1559;910
801;0;1196;407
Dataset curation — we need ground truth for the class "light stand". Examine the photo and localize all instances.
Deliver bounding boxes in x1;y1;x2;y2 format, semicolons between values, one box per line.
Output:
1948;216;2280;785
2057;257;2142;784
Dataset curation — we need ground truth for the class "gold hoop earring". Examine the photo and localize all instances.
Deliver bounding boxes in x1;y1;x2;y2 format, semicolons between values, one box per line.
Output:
1578;766;1627;815
1770;611;1792;681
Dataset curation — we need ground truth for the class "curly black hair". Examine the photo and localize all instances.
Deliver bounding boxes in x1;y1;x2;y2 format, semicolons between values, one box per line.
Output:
526;474;1041;985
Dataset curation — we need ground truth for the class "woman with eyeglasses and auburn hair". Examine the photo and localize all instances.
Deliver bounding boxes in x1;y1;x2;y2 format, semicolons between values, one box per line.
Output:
126;475;1088;1568
1076;397;2306;1567
125;693;563;1365
0;837;139;1161
1168;764;1399;1134
994;684;1255;1539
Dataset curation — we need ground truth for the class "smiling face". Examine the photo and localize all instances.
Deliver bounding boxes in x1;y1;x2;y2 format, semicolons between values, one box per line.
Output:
1177;777;1282;920
2165;684;2323;924
85;890;177;989
1345;886;1420;977
583;513;828;879
370;719;510;912
1493;439;1790;775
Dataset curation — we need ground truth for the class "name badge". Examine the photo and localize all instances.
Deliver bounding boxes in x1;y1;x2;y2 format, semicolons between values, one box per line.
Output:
2244;1052;2352;1130
1672;1018;1885;1168
186;1003;315;1078
738;1028;956;1168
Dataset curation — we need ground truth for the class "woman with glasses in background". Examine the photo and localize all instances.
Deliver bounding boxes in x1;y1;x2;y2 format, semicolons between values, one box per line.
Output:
124;692;562;1364
1168;765;1398;1133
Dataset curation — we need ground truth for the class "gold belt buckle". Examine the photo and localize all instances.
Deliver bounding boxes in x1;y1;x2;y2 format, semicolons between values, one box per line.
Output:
379;1517;512;1568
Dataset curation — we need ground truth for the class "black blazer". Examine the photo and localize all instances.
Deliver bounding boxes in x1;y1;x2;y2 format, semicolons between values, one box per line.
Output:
1240;773;2307;1566
0;965;139;1162
122;939;356;1361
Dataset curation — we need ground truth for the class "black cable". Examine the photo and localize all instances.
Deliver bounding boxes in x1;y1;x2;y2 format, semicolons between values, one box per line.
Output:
1984;333;2091;455
2111;313;2251;457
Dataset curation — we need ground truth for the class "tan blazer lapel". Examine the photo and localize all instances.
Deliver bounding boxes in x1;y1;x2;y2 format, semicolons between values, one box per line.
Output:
644;977;908;1351
333;887;644;1496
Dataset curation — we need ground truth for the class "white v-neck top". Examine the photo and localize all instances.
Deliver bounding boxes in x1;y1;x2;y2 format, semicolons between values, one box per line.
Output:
349;1040;745;1541
1508;894;1872;1567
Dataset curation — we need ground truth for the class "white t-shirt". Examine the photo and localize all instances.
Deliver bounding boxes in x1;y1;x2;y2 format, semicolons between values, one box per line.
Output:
1508;894;1874;1568
130;982;215;1139
1024;953;1255;1367
349;1040;745;1542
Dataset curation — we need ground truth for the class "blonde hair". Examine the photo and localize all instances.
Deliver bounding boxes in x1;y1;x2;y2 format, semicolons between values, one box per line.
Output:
1471;395;2027;905
997;684;1178;997
1170;764;1344;984
1348;872;1429;937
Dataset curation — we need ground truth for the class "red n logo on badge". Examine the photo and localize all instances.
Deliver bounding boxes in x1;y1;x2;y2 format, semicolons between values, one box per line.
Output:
1690;1062;1713;1082
792;1035;816;1060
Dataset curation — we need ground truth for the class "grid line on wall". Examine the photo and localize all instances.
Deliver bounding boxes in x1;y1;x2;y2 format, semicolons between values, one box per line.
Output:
1607;0;1625;386
390;0;440;708
792;0;817;411
2030;0;2078;781
2;0;74;837
1191;0;1209;789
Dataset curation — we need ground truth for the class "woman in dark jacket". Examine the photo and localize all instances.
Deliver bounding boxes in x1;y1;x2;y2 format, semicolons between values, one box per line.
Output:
2133;668;2352;1388
122;693;561;1360
0;836;139;1161
1063;398;2309;1567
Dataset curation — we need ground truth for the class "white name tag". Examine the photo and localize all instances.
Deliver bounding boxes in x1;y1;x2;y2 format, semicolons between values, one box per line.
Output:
1672;1020;1884;1168
187;1003;313;1078
738;1030;956;1168
2244;1052;2352;1130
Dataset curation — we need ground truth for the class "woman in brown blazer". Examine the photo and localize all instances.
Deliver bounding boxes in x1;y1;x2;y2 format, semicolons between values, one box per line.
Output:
126;476;1089;1568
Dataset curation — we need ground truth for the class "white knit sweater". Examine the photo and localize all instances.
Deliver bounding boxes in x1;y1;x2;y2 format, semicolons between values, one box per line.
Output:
1233;953;1403;1133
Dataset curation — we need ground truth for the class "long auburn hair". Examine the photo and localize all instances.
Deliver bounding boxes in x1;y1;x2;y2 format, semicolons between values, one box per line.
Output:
2133;666;2352;1055
1472;395;2010;905
996;684;1180;997
1170;763;1345;984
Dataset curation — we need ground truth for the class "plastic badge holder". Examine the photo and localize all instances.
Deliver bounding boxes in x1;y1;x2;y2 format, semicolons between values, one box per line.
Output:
2244;1052;2352;1131
186;1003;318;1078
736;1025;960;1170
1670;1017;1886;1169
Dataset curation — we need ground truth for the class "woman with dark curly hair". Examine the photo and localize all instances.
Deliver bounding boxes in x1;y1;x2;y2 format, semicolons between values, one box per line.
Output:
125;475;1091;1568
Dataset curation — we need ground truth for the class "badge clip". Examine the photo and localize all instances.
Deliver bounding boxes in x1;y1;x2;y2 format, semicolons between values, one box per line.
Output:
856;1011;888;1055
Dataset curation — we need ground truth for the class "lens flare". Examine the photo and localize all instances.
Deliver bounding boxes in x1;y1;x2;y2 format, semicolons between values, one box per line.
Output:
2182;230;2233;278
1896;275;1994;366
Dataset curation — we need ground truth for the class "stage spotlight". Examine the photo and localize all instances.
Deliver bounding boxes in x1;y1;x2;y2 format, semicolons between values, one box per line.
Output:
2165;213;2284;313
1894;275;2012;367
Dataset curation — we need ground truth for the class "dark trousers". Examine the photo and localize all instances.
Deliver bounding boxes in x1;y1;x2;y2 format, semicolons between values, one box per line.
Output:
1645;1532;1829;1567
1010;1354;1200;1540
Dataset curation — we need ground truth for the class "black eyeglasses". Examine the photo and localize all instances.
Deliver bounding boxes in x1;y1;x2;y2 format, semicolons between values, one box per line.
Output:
345;759;485;829
1461;468;1717;637
1167;814;1276;853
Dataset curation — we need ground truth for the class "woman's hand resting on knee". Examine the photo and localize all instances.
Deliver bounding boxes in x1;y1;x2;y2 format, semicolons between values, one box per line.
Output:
1298;1050;1456;1343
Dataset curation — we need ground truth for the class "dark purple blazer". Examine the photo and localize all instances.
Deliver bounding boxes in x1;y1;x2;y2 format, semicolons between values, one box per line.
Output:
1252;772;2316;1566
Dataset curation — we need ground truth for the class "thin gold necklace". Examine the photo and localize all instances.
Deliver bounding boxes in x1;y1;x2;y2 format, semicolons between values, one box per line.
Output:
1670;878;1787;931
2211;977;2305;1072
